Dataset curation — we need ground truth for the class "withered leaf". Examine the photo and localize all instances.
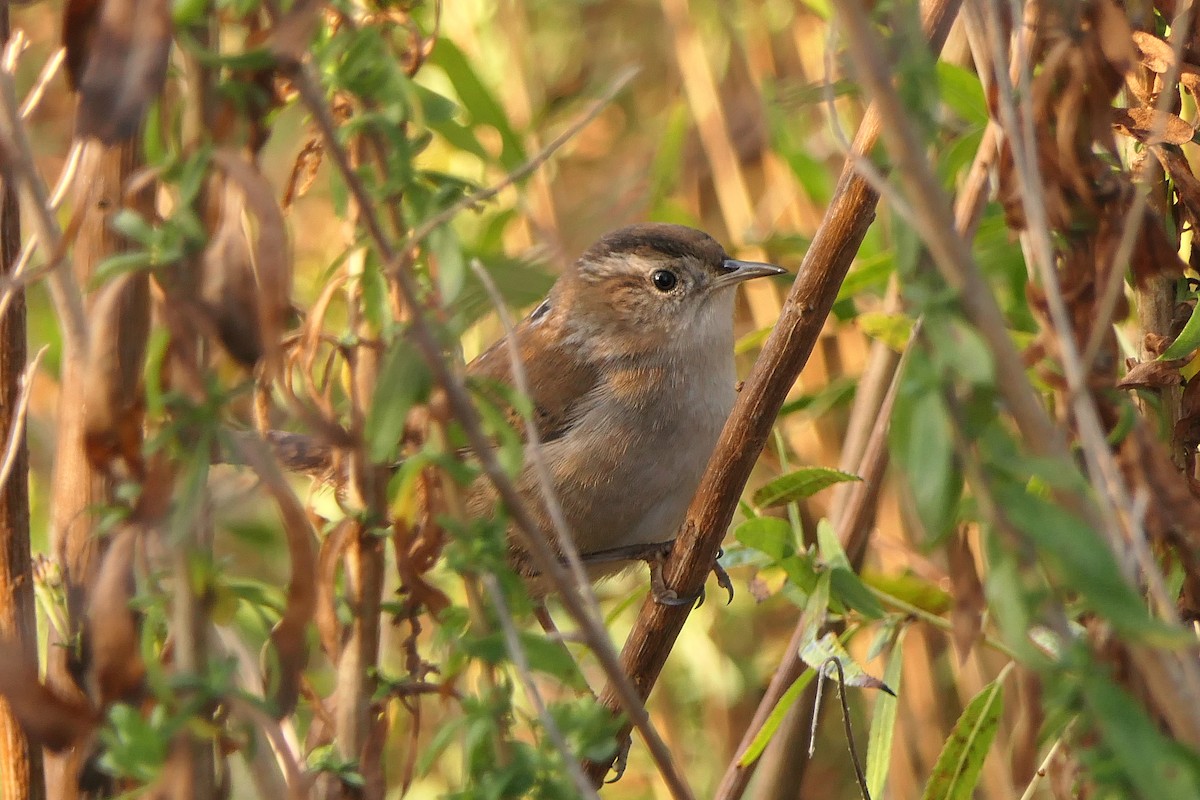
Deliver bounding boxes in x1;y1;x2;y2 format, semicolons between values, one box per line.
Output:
1132;30;1175;74
86;526;145;706
66;0;171;143
233;436;316;718
1132;208;1188;287
1153;145;1200;229
948;530;985;664
1117;358;1186;390
82;271;149;475
317;519;352;663
0;646;98;750
200;179;263;367
1113;107;1196;146
212;150;292;378
1093;0;1138;76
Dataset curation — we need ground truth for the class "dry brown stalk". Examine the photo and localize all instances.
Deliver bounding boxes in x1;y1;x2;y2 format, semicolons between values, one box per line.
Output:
0;12;44;800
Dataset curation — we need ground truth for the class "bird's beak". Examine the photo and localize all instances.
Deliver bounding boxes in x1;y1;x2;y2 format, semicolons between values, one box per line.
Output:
713;258;787;290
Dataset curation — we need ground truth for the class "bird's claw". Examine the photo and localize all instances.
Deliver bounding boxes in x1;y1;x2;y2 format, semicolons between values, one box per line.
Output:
647;546;734;607
605;734;633;783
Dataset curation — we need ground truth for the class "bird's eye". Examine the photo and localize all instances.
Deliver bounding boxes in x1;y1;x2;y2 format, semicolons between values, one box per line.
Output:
651;270;677;292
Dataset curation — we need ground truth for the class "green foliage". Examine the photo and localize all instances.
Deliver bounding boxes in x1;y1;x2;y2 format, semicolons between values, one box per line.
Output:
920;674;1005;800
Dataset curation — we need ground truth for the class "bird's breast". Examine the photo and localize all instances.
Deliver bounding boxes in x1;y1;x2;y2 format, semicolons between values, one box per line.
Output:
541;353;737;555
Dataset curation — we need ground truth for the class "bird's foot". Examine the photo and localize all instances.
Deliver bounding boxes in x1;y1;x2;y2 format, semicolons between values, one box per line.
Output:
605;734;634;784
648;546;734;607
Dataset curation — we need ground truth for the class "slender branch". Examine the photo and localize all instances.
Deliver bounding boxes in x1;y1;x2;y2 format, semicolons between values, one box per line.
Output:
483;574;600;800
0;46;88;359
282;56;695;798
0;347;45;493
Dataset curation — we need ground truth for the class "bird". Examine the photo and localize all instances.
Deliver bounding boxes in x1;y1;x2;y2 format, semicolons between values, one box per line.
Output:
462;222;785;603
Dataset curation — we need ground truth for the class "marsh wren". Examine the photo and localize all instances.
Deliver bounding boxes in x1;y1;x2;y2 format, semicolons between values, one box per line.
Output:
466;223;785;601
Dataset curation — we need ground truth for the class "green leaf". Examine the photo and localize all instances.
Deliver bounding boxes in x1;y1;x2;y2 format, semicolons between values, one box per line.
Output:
937;62;988;125
1161;301;1200;360
920;676;1004;800
753;467;861;508
801;632;893;692
734;516;796;561
891;373;961;542
431;39;526;170
866;634;905;799
1081;667;1200;797
994;481;1183;645
737;669;818;767
858;311;914;351
364;335;431;463
429;224;466;303
817;519;884;618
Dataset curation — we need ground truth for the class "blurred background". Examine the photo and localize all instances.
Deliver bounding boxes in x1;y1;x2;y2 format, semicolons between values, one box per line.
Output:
6;1;1022;798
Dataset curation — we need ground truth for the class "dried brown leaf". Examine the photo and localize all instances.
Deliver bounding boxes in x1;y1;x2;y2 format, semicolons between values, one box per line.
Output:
86;526;145;705
1153;145;1200;229
1132;209;1188;287
1133;30;1175;73
1112;107;1196;145
1117;357;1187;390
212;150;292;377
200;180;263;367
0;645;98;750
234;436;316;718
317;519;352;662
66;0;171;143
82;271;149;475
1093;0;1138;76
948;530;984;664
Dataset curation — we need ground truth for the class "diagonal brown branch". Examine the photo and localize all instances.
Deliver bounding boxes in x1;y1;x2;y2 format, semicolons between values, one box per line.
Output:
582;0;964;785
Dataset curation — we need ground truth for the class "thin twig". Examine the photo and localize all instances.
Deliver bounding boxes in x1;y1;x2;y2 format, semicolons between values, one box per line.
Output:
813;657;871;800
0;139;83;334
284;56;694;798
19;46;64;120
482;574;600;800
0;346;44;494
0;53;88;357
469;259;596;610
1017;724;1070;800
400;66;639;258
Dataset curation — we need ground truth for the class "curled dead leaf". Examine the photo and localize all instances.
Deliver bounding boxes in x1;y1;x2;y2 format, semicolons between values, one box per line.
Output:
948;530;985;664
1152;145;1200;229
0;645;99;750
200;179;263;367
231;434;316;718
1091;0;1138;77
1117;358;1187;390
65;0;171;143
85;525;145;705
82;271;149;476
211;150;293;378
317;519;352;663
1132;30;1175;73
1112;107;1196;146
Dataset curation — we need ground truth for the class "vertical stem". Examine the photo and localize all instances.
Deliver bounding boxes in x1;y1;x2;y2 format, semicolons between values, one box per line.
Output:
0;7;46;799
44;139;144;800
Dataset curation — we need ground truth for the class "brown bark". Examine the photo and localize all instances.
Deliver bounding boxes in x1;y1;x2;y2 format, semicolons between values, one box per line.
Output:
0;7;47;798
43;140;147;800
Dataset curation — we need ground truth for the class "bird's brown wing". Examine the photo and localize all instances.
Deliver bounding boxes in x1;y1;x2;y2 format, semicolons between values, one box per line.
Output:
467;312;600;444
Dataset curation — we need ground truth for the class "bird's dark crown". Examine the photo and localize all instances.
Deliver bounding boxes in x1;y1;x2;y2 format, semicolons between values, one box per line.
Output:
578;223;728;270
